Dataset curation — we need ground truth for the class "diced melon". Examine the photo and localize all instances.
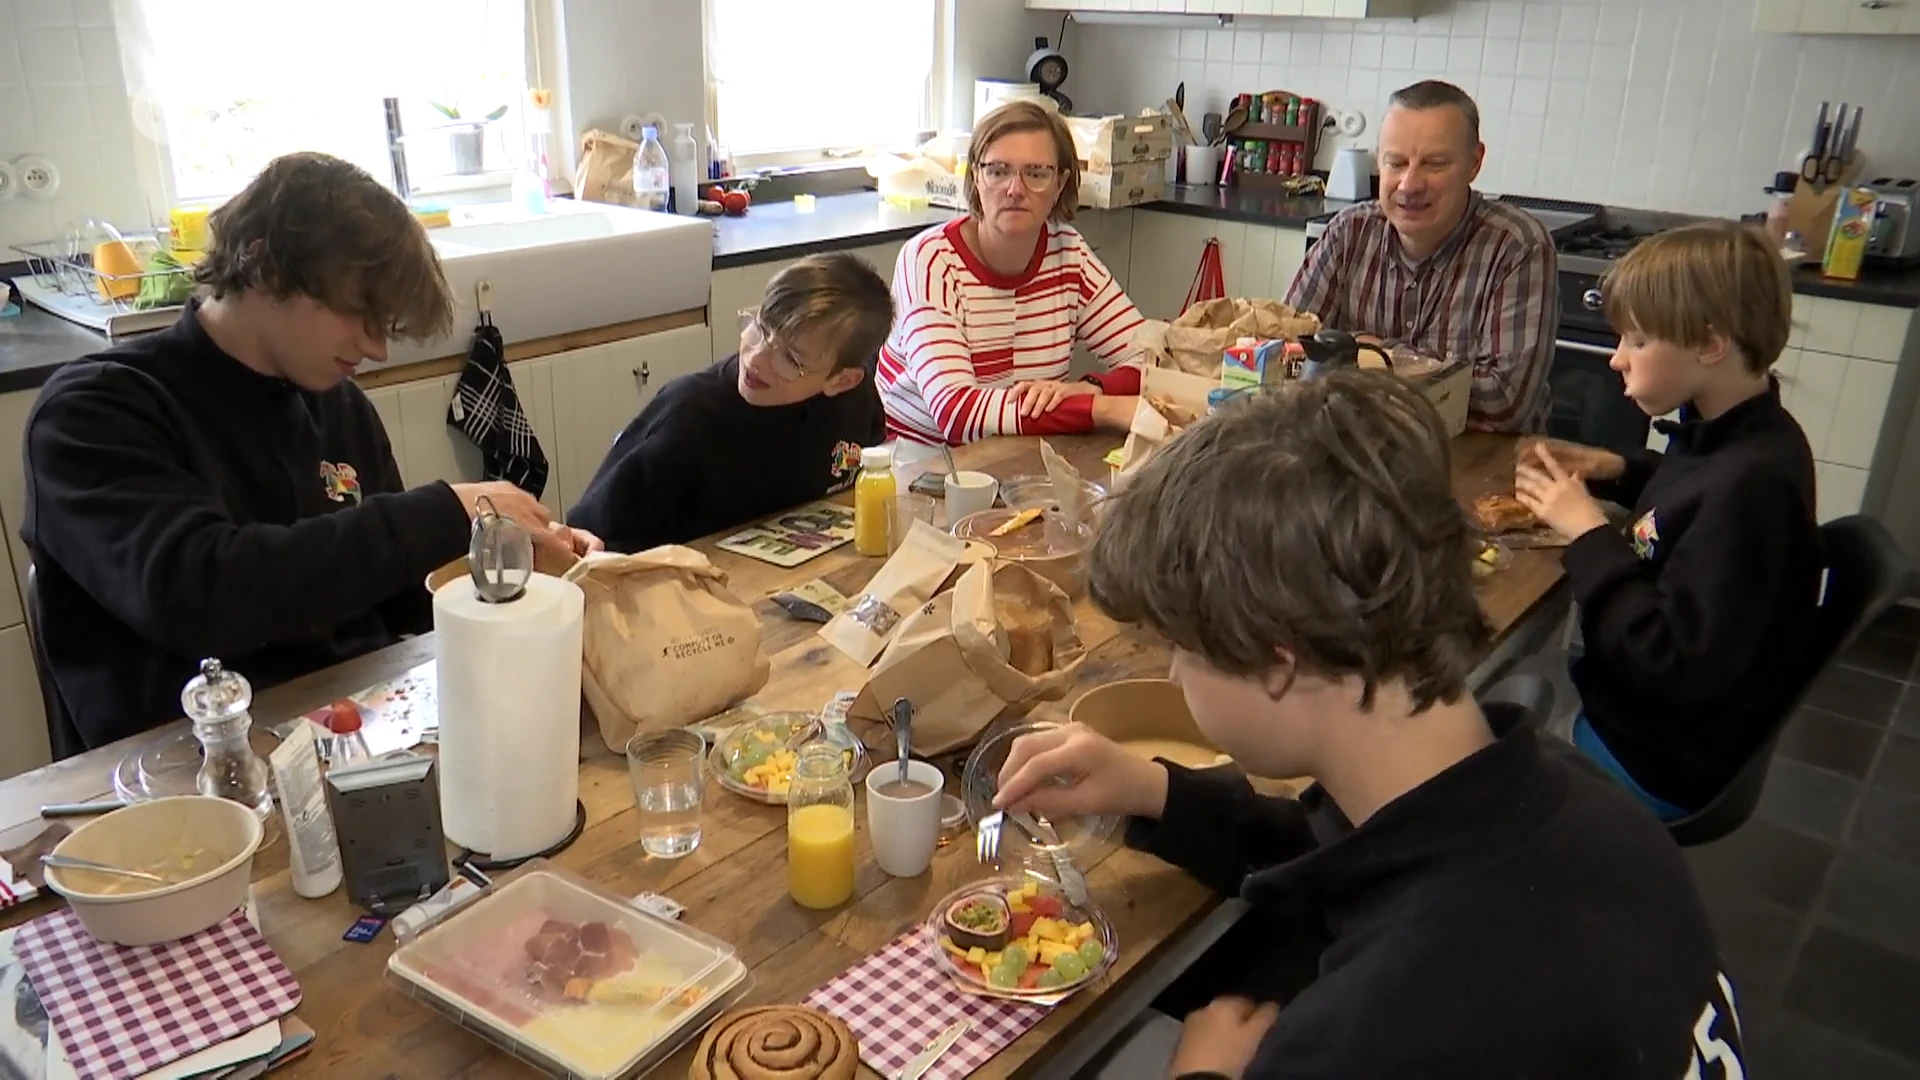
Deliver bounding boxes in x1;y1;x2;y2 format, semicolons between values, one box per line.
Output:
966;946;986;965
1074;922;1095;941
1038;941;1075;964
1022;882;1042;899
1035;919;1070;943
980;963;994;983
1008;899;1030;914
985;952;1001;968
941;937;968;958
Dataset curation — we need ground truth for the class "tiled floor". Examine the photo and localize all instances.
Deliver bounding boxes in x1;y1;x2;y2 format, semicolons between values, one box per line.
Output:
1578;604;1920;1077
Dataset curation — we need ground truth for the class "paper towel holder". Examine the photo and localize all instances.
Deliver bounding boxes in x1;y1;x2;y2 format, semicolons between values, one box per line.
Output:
468;496;534;603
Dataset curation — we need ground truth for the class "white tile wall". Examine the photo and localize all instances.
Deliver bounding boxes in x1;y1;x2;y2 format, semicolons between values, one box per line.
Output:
1061;0;1920;217
0;0;147;251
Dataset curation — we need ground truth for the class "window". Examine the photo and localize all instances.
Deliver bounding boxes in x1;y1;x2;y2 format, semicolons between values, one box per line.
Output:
116;0;528;203
705;0;939;163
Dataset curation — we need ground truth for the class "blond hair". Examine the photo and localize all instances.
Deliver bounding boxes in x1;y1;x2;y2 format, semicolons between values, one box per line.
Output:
1600;221;1792;373
758;252;895;373
1088;371;1491;711
195;152;454;343
965;101;1080;224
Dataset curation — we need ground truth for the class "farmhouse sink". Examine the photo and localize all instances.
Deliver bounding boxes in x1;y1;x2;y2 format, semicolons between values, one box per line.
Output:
377;199;713;368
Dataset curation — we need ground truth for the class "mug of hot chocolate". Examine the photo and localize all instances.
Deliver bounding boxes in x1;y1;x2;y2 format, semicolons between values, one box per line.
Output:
865;760;945;878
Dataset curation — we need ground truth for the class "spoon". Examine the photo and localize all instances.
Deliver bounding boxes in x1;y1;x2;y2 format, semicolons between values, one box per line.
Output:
891;697;915;787
940;444;960;482
42;854;168;884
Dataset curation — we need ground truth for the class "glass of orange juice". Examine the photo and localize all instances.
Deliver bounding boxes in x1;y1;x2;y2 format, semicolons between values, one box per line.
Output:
787;744;856;910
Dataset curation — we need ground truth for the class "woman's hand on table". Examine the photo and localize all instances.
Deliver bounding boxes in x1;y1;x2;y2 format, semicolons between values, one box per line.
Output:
993;723;1169;821
1015;379;1099;418
1169;996;1281;1079
1090;394;1141;433
1515;443;1610;542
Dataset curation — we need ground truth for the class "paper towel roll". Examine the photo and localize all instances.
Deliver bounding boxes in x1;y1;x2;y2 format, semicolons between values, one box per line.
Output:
434;573;585;860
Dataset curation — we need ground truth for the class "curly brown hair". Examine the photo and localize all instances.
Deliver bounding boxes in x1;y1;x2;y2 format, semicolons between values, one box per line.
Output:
965;101;1080;224
192;152;454;343
1088;371;1492;711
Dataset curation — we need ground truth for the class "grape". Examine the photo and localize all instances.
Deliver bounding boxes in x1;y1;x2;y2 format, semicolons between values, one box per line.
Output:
1051;952;1088;981
1036;969;1065;988
1000;944;1030;973
1078;940;1104;967
988;964;1019;989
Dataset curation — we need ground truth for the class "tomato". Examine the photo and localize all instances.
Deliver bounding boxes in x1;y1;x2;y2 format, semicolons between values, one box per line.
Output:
721;190;750;215
1027;894;1065;919
326;699;363;734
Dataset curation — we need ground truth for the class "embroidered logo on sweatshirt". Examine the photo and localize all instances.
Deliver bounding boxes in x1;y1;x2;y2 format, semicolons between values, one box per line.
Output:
826;441;863;493
320;461;363;504
1630;509;1660;560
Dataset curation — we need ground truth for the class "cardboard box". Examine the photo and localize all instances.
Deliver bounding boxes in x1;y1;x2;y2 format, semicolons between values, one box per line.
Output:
926;170;967;211
1407;358;1472;438
1067;113;1175;171
1079;161;1167;209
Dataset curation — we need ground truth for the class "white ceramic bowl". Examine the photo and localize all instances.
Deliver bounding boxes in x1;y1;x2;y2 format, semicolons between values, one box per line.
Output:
45;795;264;946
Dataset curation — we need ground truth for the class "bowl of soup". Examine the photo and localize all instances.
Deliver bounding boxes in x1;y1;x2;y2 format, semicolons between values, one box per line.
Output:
45;795;265;946
1068;680;1309;799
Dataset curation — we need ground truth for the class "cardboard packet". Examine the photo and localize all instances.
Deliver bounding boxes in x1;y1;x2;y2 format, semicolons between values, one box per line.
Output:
819;519;966;666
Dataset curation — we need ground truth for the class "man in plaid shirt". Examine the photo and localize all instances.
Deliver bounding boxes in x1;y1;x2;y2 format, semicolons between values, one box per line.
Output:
1284;80;1556;433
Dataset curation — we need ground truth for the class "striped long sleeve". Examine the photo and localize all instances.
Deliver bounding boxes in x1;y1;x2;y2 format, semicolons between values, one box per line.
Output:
878;219;1146;446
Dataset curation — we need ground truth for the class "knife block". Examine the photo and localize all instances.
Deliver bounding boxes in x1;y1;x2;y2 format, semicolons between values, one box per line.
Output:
1785;154;1866;251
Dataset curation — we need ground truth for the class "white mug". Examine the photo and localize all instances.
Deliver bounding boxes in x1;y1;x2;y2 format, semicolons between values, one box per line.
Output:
944;471;999;524
865;760;945;877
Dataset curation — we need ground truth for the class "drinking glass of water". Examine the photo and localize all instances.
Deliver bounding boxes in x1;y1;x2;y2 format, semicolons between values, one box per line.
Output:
627;729;707;858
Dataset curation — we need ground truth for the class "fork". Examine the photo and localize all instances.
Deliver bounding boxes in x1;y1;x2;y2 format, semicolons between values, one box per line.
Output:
975;809;1005;864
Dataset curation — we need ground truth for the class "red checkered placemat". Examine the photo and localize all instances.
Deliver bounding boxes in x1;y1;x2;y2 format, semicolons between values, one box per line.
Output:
15;908;302;1080
803;928;1051;1080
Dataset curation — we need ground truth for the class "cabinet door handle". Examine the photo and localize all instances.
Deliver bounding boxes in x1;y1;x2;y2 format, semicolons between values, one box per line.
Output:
633;362;650;391
1862;1;1893;9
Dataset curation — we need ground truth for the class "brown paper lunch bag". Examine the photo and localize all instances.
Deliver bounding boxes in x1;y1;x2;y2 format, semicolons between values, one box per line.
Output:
848;560;1085;757
563;546;771;754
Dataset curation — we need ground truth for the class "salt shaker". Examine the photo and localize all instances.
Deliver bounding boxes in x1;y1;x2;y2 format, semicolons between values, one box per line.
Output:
181;658;274;822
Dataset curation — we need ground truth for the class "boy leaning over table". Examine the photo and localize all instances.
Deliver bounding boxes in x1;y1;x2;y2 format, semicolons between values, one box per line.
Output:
1514;220;1822;822
993;371;1746;1080
567;252;894;553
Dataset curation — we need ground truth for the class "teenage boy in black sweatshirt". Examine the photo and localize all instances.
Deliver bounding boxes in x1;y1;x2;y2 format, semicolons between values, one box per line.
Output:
567;252;892;553
21;153;597;749
995;373;1745;1079
1516;221;1822;819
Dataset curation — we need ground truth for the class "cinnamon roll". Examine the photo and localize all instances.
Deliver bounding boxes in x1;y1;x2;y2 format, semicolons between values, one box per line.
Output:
689;1006;859;1080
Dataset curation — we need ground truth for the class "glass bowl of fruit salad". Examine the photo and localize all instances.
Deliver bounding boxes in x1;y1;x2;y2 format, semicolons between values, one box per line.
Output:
924;874;1117;1000
709;712;865;804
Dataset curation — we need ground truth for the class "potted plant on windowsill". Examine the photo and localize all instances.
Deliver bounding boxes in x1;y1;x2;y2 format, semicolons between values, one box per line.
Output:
429;100;510;175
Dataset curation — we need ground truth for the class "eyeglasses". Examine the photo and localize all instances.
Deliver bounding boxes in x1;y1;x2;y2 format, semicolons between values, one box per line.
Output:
975;162;1062;192
739;309;813;382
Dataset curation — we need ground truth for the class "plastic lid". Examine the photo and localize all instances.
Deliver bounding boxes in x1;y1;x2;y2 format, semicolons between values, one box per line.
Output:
642;125;659;140
1770;171;1799;193
860;446;893;470
113;725;284;804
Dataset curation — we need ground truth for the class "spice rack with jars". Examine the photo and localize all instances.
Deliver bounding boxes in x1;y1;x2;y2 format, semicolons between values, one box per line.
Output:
1228;92;1322;191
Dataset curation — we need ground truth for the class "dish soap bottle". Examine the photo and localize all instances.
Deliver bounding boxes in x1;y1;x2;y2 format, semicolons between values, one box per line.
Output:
853;445;897;557
181;658;274;823
787;743;856;909
633;125;671;212
671;122;700;216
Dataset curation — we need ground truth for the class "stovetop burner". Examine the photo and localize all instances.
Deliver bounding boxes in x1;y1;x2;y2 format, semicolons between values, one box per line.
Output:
1553;207;1710;274
1559;226;1653;258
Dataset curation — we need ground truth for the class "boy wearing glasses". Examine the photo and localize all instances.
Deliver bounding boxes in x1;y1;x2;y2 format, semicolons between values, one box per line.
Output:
567;252;894;553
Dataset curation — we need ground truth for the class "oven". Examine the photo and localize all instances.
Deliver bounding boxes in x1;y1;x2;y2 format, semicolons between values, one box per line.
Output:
1545;270;1650;457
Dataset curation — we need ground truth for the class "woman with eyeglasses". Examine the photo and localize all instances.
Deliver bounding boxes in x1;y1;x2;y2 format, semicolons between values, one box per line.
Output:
877;100;1145;446
567;253;896;553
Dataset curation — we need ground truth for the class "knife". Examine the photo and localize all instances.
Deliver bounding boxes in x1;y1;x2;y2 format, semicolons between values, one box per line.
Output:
1836;105;1864;174
1822;103;1851;186
1008;809;1089;906
898;1019;968;1080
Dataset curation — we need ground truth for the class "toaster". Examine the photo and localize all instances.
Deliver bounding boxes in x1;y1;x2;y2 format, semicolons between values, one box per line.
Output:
1865;178;1920;266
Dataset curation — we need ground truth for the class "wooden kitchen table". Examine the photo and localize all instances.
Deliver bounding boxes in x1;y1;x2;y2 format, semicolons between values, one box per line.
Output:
0;433;1565;1079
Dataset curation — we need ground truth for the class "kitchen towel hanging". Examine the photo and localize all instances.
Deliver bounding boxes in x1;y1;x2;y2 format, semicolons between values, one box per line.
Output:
447;320;550;498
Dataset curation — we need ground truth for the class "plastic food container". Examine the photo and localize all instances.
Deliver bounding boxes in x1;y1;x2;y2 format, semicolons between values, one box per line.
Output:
951;509;1093;598
997;475;1107;514
388;862;750;1080
924;873;1117;1001
708;713;867;804
45;795;264;946
961;719;1119;865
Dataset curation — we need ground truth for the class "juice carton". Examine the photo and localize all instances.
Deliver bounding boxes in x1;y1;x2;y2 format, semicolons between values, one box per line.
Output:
1822;186;1878;282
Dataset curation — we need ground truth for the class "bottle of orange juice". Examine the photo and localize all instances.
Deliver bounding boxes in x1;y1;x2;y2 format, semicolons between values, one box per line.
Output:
852;446;896;557
787;744;856;909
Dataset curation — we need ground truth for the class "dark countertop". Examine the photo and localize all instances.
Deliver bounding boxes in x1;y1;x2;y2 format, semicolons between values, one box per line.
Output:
1790;261;1920;307
1141;183;1343;229
711;193;958;269
0;300;109;396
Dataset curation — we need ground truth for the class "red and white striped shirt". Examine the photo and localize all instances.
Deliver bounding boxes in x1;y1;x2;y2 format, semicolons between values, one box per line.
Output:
877;219;1145;446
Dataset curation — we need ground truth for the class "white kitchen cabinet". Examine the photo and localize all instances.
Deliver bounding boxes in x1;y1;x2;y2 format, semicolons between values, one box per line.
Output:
394;374;485;492
0;625;49;780
0;391;33;615
709;240;912;365
1755;0;1920;33
1774;348;1846;461
551;324;712;516
362;386;407;488
1033;0;1414;11
1126;211;1310;321
1817;462;1870;521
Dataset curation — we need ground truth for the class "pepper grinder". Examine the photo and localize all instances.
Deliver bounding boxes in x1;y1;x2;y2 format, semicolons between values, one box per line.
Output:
181;658;274;822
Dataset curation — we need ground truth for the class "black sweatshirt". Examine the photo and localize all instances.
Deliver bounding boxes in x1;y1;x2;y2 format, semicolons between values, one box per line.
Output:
1567;382;1822;811
1130;705;1746;1079
20;304;472;748
566;355;885;553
